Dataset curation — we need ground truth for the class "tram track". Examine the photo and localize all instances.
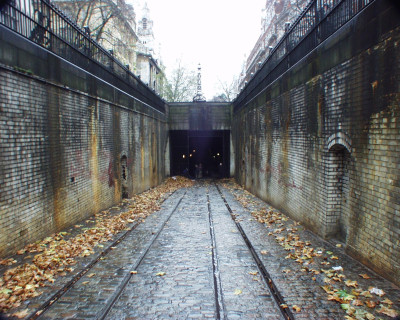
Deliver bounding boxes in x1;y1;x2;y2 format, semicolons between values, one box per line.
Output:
207;189;226;320
27;190;185;320
28;220;143;320
215;183;295;320
97;191;187;320
26;182;294;319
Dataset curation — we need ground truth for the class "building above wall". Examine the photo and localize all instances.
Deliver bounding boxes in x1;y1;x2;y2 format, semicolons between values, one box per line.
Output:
53;0;139;70
238;0;308;90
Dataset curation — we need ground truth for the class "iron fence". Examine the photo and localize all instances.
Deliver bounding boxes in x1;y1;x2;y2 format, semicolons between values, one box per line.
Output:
233;0;374;112
0;0;165;113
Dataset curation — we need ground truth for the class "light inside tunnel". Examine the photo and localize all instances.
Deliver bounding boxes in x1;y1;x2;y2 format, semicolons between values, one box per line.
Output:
169;130;230;179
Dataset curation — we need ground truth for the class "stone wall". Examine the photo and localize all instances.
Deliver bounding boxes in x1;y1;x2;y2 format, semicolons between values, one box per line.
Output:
0;28;168;257
168;102;232;131
232;1;400;285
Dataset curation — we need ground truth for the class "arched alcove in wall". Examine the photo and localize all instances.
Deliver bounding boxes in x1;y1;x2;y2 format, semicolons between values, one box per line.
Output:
121;155;128;199
324;141;351;240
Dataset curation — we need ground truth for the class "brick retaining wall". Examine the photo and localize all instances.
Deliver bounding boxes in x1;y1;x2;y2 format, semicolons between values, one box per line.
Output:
0;29;168;257
232;2;400;285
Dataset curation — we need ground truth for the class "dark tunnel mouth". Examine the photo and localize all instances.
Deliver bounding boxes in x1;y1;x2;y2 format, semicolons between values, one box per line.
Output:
169;130;230;179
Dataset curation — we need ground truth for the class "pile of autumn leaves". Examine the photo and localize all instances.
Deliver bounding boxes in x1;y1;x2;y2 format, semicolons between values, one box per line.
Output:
223;180;399;320
0;176;193;314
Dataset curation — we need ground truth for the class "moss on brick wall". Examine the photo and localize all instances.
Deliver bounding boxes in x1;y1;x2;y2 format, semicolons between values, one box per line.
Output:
232;3;400;285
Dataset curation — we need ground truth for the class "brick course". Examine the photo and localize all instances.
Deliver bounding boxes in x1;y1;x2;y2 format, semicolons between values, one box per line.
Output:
232;11;400;284
0;66;167;258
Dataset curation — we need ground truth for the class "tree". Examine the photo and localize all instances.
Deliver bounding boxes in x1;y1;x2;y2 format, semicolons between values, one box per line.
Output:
212;77;239;102
53;0;137;69
161;61;197;102
211;94;229;102
55;0;132;42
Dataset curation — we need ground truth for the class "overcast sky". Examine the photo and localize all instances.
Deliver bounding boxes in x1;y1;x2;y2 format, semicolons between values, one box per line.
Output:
131;0;265;99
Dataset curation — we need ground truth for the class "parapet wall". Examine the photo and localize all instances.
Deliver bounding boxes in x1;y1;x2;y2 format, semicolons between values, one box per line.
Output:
168;102;232;131
232;0;400;285
0;27;168;257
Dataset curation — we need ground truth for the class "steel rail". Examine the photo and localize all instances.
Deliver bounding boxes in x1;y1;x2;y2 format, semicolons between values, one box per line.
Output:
97;191;187;320
215;184;295;320
206;190;226;320
27;190;181;320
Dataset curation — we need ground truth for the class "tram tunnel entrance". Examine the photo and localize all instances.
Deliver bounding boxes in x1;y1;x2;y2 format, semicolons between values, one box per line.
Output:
170;130;230;179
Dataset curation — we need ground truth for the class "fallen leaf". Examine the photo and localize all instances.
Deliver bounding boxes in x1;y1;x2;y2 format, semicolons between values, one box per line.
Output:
382;298;393;305
87;273;96;278
12;309;30;318
292;305;301;312
359;273;371;279
16;249;26;255
337;290;356;301
365;300;377;308
332;266;343;272
345;280;358;288
365;312;375;320
249;271;258;275
352;299;363;306
234;289;242;295
130;271;138;274
321;285;334;294
280;304;288;309
369;287;385;297
328;295;343;303
0;288;12;295
361;291;373;298
377;306;398;318
260;250;268;255
156;272;166;276
82;281;89;285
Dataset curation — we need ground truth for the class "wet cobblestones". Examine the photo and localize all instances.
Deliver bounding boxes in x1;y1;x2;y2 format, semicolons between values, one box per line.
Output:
1;180;399;319
218;180;400;320
208;185;284;319
38;189;187;320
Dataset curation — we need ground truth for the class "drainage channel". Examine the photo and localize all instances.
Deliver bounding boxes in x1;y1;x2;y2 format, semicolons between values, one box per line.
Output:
206;189;226;320
29;190;185;320
215;184;295;320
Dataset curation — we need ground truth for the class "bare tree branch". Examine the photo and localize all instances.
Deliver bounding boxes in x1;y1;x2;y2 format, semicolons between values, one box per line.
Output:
160;61;197;102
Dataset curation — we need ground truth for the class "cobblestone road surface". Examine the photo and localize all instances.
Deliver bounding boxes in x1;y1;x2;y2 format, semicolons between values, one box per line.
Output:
1;180;399;320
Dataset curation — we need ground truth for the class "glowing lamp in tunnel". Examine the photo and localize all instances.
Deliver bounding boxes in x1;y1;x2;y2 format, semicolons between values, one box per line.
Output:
182;154;186;159
190;154;193;157
217;153;220;156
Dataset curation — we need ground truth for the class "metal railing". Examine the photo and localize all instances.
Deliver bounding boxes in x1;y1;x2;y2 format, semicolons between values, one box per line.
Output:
0;0;165;113
233;0;374;112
